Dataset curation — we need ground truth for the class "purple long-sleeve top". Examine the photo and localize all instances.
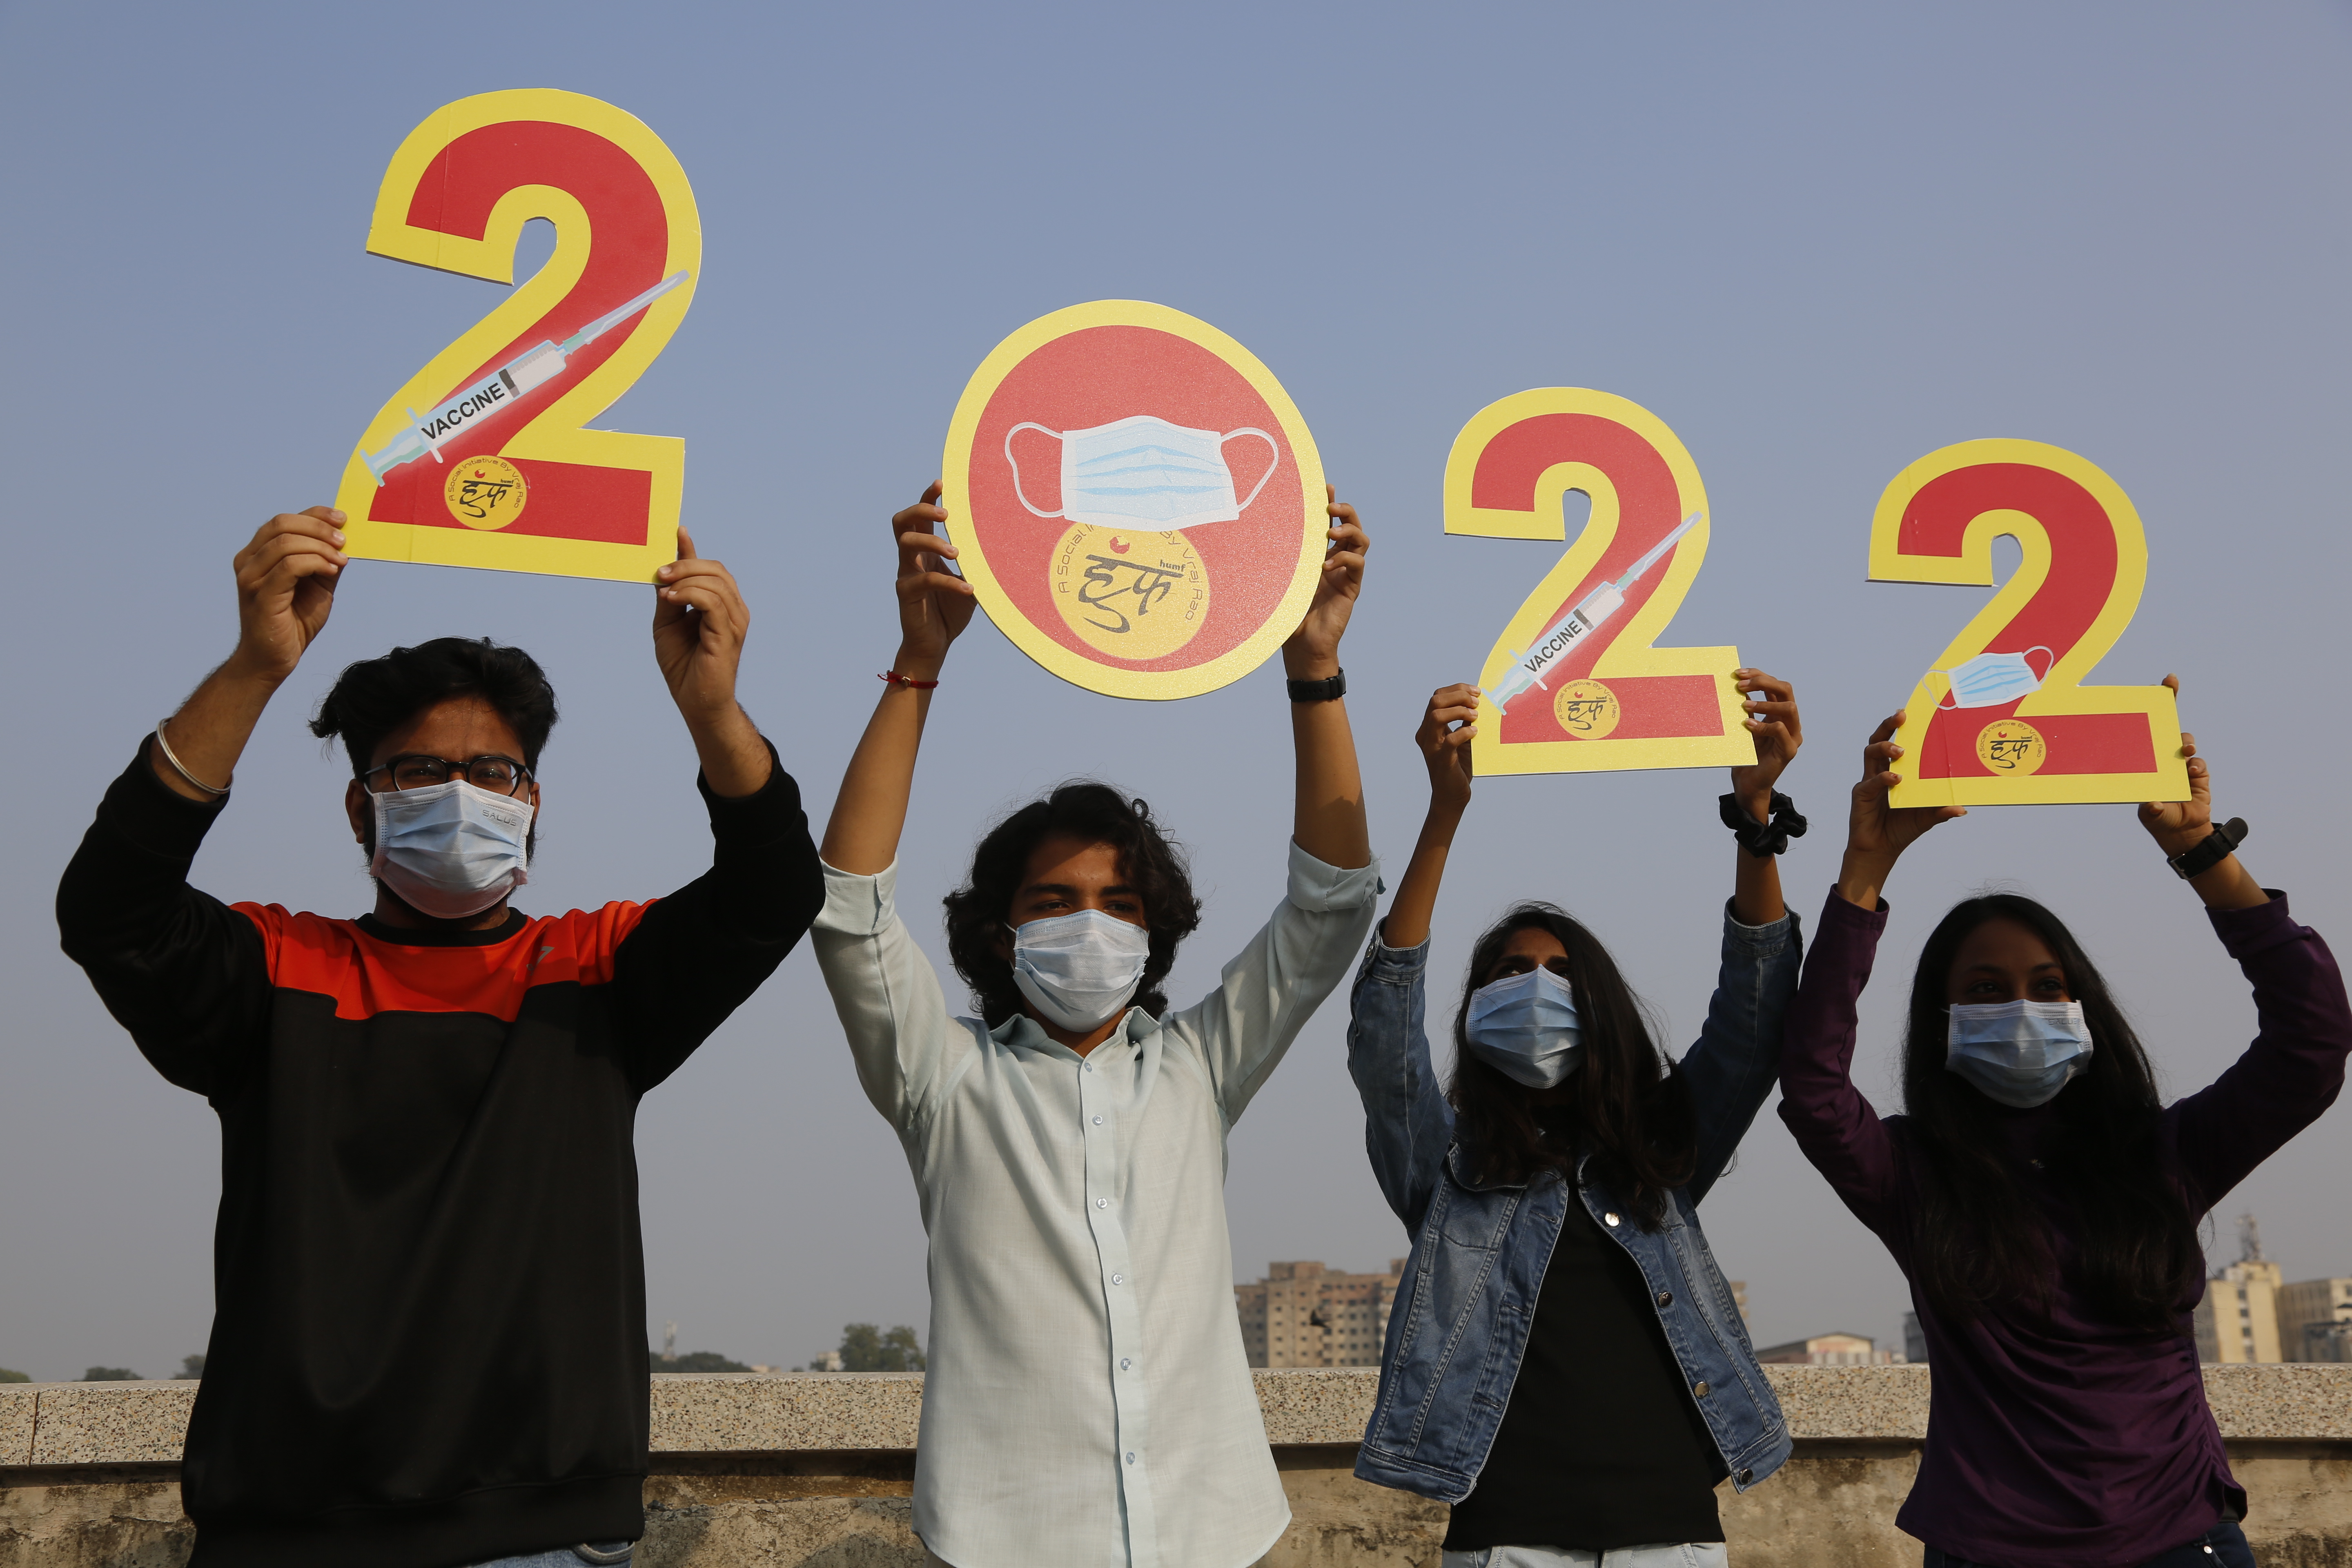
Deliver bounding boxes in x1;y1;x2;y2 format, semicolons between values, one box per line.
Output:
1777;887;2352;1568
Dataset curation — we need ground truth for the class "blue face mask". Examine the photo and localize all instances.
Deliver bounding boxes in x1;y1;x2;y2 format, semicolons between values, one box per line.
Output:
1464;967;1583;1088
1936;646;2054;710
1009;909;1152;1033
368;779;532;921
1945;999;2092;1108
1006;414;1279;532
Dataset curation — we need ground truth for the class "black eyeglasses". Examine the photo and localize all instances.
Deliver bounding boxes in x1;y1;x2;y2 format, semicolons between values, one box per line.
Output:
361;753;534;796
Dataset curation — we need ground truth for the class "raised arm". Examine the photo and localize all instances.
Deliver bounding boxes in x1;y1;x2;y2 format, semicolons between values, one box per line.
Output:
651;526;772;799
1681;669;1806;1196
1380;683;1478;949
1282;489;1372;871
1350;684;1474;1229
820;483;977;875
2140;684;2351;1200
613;534;822;1089
1778;713;1965;1233
149;507;348;801
58;508;349;1094
1169;491;1381;1120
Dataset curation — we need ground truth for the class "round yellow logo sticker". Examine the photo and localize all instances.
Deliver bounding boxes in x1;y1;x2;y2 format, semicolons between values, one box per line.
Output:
444;456;530;530
1051;524;1211;660
1976;718;2046;775
1553;679;1622;739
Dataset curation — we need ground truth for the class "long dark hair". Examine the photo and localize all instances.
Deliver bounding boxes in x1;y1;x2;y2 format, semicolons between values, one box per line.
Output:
1448;903;1696;1228
942;782;1203;1027
1901;894;2200;1330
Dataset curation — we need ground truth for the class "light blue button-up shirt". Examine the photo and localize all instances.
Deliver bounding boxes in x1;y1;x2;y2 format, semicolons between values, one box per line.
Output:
811;840;1381;1568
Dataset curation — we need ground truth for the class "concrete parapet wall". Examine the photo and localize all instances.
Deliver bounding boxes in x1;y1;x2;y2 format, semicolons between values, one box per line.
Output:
6;1366;2352;1566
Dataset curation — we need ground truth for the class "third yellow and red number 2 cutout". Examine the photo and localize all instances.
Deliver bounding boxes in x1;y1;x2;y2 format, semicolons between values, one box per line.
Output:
330;89;2192;804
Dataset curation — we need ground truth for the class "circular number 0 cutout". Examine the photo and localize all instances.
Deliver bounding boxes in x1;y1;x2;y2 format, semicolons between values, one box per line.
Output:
941;301;1328;700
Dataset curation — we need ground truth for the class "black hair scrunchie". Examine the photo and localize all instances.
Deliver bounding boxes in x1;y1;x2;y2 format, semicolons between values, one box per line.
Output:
1719;791;1807;858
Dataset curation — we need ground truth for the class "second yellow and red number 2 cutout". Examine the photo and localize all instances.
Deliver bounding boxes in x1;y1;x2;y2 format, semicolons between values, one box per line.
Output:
1450;389;1754;776
1872;440;2188;807
333;90;701;584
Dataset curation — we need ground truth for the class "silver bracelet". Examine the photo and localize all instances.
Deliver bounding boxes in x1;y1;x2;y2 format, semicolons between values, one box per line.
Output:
153;719;230;798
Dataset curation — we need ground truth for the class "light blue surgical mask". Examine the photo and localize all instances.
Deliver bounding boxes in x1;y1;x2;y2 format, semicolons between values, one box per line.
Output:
1464;967;1584;1088
1936;647;2054;710
368;779;532;920
1009;909;1152;1032
1945;999;2092;1108
1006;414;1279;531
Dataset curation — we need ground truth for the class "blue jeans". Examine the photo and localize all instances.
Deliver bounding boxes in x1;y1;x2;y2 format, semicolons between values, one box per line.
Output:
1924;1521;2253;1568
1443;1547;1728;1568
466;1547;633;1568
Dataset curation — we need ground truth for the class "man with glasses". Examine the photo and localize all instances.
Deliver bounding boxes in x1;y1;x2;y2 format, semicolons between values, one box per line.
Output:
57;506;823;1568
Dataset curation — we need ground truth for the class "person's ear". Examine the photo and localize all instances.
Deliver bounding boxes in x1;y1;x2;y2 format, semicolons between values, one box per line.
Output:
344;780;368;845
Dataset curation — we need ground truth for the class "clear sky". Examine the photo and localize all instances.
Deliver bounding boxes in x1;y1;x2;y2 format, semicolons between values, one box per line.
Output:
3;1;2349;1379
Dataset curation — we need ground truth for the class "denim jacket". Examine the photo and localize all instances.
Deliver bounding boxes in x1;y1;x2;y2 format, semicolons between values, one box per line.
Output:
1345;903;1802;1503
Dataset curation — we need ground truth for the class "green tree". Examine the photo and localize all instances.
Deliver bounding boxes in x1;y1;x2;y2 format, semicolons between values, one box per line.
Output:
836;1323;925;1372
82;1367;140;1381
0;1368;28;1383
178;1354;206;1379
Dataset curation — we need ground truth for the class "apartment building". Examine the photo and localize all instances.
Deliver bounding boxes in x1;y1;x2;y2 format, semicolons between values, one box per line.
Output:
2275;1277;2352;1362
1236;1259;1407;1368
2196;1213;2285;1364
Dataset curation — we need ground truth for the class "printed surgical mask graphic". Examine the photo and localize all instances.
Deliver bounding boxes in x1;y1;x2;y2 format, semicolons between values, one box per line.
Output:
360;271;691;484
1007;414;1279;531
1008;909;1153;1032
1463;967;1584;1087
1935;647;2054;710
1944;999;2092;1108
369;779;533;921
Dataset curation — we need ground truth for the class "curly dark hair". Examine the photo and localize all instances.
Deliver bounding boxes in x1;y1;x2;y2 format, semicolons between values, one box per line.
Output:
942;782;1203;1027
1447;902;1696;1229
309;637;559;775
1900;893;2200;1331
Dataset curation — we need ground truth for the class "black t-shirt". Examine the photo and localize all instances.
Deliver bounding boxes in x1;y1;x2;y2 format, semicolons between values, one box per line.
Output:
1442;1181;1726;1551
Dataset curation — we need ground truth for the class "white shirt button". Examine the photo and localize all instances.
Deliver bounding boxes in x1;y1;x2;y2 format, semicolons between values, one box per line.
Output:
1604;1212;1621;1227
1111;1273;1124;1285
1125;1451;1136;1464
1092;1115;1105;1125
1096;1198;1108;1209
1120;1358;1133;1370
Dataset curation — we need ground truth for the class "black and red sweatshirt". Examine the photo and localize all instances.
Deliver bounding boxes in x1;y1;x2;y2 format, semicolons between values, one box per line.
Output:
56;737;823;1568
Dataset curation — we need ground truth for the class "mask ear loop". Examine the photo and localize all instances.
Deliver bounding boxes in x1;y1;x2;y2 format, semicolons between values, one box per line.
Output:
1004;422;1065;518
1220;428;1280;514
2022;646;2056;682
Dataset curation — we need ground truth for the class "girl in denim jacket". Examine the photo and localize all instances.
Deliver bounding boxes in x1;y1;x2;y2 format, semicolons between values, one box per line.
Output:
1345;674;1807;1568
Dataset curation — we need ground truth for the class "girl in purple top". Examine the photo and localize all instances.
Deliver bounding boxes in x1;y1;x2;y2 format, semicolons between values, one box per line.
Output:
1777;688;2352;1568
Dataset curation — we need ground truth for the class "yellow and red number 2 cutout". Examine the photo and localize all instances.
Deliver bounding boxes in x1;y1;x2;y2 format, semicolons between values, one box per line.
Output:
1873;440;2187;807
1450;389;1754;775
333;90;701;584
942;301;1330;701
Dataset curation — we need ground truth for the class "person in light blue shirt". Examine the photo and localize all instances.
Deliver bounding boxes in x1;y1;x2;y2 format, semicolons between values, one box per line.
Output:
1346;673;1808;1568
808;482;1379;1568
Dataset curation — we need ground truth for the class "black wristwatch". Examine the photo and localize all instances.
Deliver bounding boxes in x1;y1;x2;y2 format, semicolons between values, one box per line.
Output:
1287;668;1347;703
2168;817;2248;880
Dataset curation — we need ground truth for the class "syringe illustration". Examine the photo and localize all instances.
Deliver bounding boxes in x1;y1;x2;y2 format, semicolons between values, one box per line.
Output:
1486;512;1704;710
359;270;691;484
